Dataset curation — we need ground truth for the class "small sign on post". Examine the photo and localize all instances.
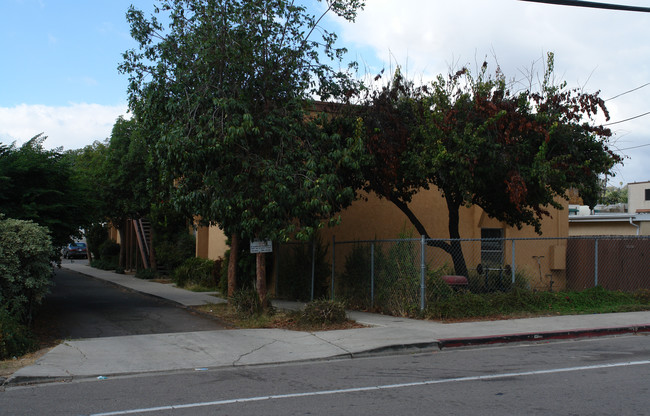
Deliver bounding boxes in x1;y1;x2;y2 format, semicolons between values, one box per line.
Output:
250;239;273;254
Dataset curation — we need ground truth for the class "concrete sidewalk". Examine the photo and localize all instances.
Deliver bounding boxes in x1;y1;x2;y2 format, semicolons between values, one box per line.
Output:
5;263;650;386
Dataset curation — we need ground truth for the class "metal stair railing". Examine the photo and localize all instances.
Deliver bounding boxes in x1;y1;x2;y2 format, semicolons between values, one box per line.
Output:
132;218;151;269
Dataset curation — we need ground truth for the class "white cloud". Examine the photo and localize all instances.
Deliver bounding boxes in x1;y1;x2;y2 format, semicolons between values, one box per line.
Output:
0;103;129;151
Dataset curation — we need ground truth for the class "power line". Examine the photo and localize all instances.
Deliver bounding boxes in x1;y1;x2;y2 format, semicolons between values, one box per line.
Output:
617;143;650;151
519;0;650;13
603;111;650;126
605;82;650;101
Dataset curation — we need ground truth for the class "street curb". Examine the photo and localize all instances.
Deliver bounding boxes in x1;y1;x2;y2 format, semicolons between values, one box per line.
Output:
4;326;649;387
437;324;650;349
3;375;72;388
349;342;442;358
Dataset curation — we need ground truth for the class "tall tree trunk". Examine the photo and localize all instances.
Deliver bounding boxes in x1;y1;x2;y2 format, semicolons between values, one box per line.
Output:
149;224;157;273
256;252;268;308
446;198;469;277
389;197;452;252
227;233;239;297
389;195;469;277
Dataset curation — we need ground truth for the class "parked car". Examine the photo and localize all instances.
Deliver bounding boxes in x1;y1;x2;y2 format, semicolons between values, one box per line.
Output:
63;242;88;259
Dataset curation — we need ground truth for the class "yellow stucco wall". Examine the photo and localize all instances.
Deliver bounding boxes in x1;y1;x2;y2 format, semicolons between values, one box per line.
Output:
196;188;570;291
195;224;228;260
569;222;639;236
317;190;568;291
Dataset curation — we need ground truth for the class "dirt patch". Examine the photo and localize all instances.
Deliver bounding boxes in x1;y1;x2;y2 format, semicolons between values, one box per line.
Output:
194;303;366;331
0;347;54;379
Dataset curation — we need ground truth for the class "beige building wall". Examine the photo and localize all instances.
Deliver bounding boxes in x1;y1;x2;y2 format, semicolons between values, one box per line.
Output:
195;224;228;260
628;181;650;213
318;189;569;291
569;221;641;236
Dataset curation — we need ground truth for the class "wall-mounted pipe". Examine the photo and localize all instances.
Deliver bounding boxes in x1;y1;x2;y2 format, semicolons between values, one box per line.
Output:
630;217;640;236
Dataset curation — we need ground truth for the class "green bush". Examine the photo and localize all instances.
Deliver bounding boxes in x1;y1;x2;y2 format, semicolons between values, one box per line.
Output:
154;232;196;274
231;287;265;317
300;299;347;324
86;223;108;260
277;237;331;301
135;268;158;280
426;272;455;304
634;288;650;304
0;307;37;360
0;216;53;324
375;233;420;316
98;240;120;265
336;243;373;309
90;259;118;270
172;257;216;288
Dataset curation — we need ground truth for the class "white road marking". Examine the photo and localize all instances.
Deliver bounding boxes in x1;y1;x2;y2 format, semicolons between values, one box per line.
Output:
87;360;650;416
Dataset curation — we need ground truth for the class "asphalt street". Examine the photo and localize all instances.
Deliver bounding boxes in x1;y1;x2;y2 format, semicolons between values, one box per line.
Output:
1;334;648;415
34;265;225;340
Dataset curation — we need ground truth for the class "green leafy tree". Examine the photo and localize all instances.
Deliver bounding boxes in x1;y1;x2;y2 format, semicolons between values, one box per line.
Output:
120;0;366;303
0;136;93;251
355;55;620;276
0;215;53;325
600;185;628;205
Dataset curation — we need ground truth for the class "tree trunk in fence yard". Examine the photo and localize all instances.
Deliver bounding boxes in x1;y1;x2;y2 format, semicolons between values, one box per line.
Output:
149;225;157;273
256;252;268;308
446;198;469;278
227;233;239;297
389;197;469;277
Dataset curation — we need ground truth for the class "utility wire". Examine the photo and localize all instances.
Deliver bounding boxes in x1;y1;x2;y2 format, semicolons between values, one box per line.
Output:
605;82;650;101
617;143;650;151
519;0;650;13
603;111;650;126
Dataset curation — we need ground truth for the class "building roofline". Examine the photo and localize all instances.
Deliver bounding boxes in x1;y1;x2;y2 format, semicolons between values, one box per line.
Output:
569;213;650;223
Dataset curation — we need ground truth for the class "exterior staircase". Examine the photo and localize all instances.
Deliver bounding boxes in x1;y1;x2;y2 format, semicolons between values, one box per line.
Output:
132;218;152;269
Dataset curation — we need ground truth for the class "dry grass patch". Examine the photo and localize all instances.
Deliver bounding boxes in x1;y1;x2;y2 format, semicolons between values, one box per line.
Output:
194;303;365;331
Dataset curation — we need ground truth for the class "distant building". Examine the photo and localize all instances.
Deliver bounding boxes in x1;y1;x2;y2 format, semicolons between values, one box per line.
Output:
569;181;650;236
628;181;650;214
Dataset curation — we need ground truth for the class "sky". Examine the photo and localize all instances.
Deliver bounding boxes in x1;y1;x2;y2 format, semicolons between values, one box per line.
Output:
1;0;649;186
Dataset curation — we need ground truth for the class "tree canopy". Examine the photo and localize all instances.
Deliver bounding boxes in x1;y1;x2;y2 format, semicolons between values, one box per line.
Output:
0;136;93;250
354;55;621;275
119;0;366;299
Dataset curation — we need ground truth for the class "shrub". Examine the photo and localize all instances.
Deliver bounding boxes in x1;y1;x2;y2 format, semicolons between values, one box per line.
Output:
426;291;490;320
0;216;53;324
230;287;265;317
374;233;420;316
426;272;455;304
98;240;120;265
277;237;331;301
300;299;347;325
136;268;158;280
336;243;373;309
172;257;216;288
0;307;37;360
154;232;196;274
86;223;108;260
634;288;650;304
90;259;118;270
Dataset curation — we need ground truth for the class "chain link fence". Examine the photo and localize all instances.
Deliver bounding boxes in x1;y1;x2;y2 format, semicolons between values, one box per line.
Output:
273;236;650;312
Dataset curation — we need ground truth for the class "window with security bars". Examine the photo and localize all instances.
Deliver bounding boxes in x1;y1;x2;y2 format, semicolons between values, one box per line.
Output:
481;228;504;267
